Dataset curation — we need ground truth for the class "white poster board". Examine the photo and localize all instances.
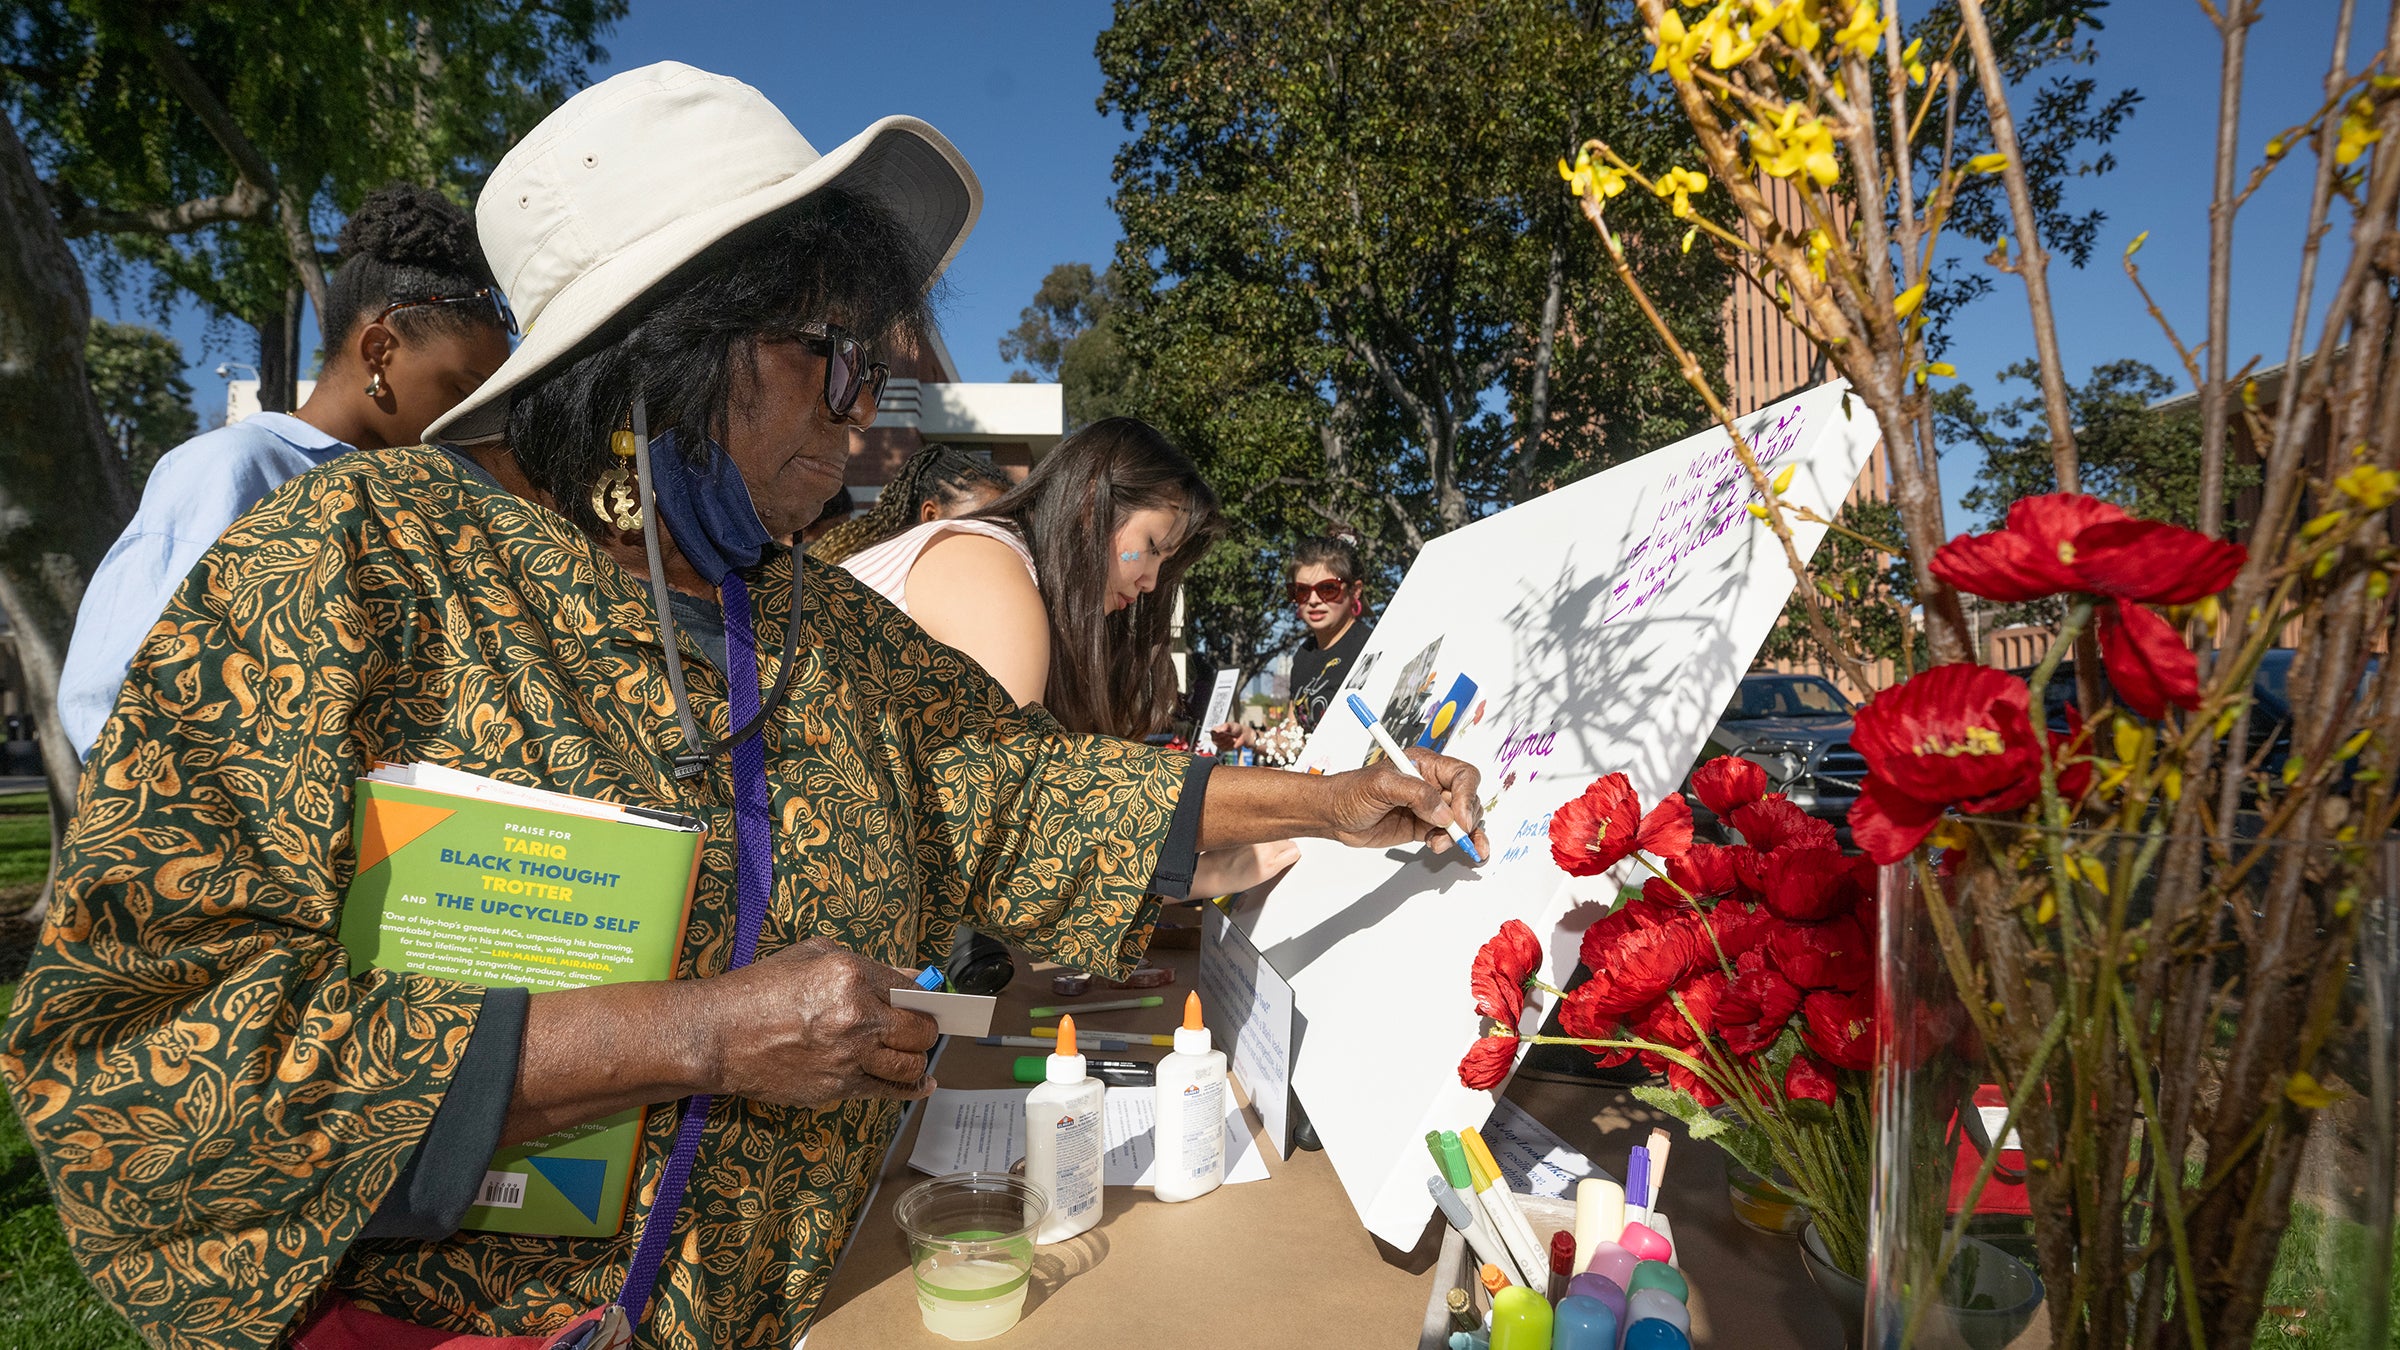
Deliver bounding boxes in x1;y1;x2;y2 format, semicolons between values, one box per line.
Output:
1230;382;1878;1246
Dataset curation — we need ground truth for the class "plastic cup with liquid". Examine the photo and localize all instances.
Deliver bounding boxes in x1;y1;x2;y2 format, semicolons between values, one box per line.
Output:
895;1172;1049;1341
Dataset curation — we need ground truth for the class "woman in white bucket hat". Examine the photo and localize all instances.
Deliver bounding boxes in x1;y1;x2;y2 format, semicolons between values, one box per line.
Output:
3;62;1486;1348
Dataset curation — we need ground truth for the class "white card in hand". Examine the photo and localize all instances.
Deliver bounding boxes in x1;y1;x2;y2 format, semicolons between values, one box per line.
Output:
889;987;997;1037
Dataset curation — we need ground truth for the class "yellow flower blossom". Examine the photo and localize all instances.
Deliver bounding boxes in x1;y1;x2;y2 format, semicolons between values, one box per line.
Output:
1752;104;1839;187
1770;464;1796;494
1902;37;1927;85
2336;97;2382;166
1967;151;2009;174
1804;227;1833;278
1654;166;1710;219
1892;280;1927;317
1558;149;1628;207
1775;1;1823;50
1682;226;1699;253
1650;10;1705;81
2335;461;2400;510
2125;229;2148;257
1709;19;1761;69
1832;0;1880;60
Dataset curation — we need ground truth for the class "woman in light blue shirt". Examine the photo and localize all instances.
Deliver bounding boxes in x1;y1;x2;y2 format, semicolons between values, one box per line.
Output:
60;185;515;756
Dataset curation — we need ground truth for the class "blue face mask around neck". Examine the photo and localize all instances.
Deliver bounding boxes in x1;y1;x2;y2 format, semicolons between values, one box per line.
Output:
648;428;774;586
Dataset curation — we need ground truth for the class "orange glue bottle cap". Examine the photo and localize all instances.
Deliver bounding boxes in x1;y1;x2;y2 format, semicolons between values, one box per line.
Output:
1173;992;1212;1055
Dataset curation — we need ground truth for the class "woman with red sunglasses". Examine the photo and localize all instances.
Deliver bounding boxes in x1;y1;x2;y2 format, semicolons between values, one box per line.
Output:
1213;534;1375;753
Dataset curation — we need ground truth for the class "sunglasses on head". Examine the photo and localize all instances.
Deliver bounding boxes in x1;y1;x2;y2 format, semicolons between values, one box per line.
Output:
1288;578;1353;605
374;288;519;336
791;321;889;423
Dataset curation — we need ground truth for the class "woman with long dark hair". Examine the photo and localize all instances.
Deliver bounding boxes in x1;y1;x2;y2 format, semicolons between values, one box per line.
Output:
842;416;1299;895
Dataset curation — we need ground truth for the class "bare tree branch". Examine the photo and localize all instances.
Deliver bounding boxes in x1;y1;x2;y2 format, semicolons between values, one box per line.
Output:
50;179;269;237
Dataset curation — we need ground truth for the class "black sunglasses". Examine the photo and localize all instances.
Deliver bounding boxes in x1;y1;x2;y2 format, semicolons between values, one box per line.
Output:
791;321;889;423
374;288;520;337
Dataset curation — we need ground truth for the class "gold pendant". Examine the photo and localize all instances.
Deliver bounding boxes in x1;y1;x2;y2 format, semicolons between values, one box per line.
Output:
589;463;644;531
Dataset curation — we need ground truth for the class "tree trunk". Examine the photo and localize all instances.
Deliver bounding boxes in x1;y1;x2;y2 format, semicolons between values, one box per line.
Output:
255;283;301;412
0;111;136;831
1511;235;1569;505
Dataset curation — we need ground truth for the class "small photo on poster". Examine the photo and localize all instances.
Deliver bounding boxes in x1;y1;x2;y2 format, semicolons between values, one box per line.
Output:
1340;649;1383;693
1363;638;1444;767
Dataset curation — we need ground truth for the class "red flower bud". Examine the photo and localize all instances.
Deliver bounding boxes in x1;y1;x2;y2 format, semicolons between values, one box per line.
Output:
1470;919;1543;1028
1800;987;1878;1071
1457;1032;1520;1090
1690;754;1769;816
1784;1052;1838;1106
1717;949;1803;1056
1770;912;1873;992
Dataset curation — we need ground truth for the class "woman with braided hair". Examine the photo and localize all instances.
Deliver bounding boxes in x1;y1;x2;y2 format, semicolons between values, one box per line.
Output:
57;182;515;757
807;441;1009;563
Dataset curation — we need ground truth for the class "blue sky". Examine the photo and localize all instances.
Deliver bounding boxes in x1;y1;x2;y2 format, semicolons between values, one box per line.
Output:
104;0;2358;532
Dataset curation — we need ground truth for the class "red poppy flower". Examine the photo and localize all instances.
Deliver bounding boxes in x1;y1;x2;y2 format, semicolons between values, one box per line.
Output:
2066;519;2247;605
1551;774;1694;875
1691;755;1769;816
1785;1052;1838;1106
1727;796;1838;853
1800;987;1878;1071
1470;919;1542;1028
1665;840;1742;900
1573;910;1714;1018
1634;968;1730;1049
1847;664;2047;864
1458;1032;1520;1089
1718;949;1803;1056
2096;602;2202;719
1705;899;1782;963
1769;912;1873;992
1929;493;2130;602
1764;847;1864;923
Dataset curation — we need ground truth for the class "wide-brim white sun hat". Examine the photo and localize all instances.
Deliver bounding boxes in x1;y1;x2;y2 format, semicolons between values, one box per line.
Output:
425;61;981;446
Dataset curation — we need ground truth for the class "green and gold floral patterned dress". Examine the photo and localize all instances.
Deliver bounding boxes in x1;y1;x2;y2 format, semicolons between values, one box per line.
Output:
1;446;1189;1349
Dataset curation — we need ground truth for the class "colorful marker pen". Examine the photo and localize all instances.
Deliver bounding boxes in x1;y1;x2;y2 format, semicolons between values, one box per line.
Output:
1345;694;1483;862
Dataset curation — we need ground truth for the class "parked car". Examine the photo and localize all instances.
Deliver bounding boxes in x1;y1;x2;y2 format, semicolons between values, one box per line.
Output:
1684;672;1866;843
2017;650;2371;786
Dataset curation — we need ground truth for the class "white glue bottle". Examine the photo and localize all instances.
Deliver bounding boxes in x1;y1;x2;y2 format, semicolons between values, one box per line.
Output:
1024;1014;1105;1244
1153;992;1228;1203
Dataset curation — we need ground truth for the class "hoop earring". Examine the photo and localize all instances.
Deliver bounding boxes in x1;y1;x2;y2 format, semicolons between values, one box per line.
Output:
1352;592;1365;618
589;404;645;531
365;371;386;399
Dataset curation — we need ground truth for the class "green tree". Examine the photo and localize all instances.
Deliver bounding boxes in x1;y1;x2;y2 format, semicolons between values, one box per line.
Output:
1097;0;1732;676
1000;262;1130;429
1944;358;2253;530
8;0;619;409
0;2;615;841
83;318;196;491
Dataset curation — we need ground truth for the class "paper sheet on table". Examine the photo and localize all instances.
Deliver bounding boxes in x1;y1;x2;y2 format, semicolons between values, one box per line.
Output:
907;1087;1270;1187
1480;1097;1604;1200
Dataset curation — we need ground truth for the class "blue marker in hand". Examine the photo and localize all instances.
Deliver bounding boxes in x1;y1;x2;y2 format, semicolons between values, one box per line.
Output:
1346;693;1484;863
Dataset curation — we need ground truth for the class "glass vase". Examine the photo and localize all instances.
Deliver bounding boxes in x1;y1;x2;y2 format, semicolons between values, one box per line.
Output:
1869;826;2398;1350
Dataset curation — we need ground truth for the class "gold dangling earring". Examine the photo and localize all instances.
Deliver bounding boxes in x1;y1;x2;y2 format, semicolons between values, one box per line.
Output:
589;405;645;532
365;370;386;399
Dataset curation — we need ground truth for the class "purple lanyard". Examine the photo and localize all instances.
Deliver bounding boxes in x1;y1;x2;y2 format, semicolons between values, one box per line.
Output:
617;569;776;1323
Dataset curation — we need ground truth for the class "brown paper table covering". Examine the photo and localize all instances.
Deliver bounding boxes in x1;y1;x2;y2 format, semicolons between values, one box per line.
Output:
807;912;1844;1348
